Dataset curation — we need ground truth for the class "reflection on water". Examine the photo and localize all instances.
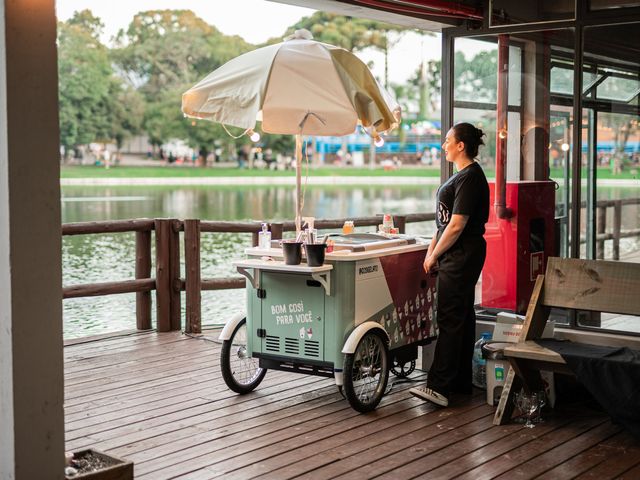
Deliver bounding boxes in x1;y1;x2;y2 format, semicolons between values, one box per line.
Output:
62;185;438;338
62;184;639;338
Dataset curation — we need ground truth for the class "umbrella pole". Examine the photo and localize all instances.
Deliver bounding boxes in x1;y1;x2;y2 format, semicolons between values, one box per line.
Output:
295;134;302;234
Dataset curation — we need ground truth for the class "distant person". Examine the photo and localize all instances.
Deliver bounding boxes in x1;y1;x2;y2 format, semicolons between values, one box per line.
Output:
410;122;489;408
263;148;274;169
237;144;249;169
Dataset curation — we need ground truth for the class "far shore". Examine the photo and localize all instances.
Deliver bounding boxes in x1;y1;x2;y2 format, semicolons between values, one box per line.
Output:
60;165;640;187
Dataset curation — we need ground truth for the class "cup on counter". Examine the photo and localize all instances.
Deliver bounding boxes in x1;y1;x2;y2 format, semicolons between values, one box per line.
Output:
305;243;327;267
282;241;303;265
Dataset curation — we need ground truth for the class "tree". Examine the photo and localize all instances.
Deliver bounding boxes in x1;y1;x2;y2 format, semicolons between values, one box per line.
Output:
58;11;113;158
112;10;256;157
113;10;252;100
276;12;415;89
602;113;635;174
108;79;145;155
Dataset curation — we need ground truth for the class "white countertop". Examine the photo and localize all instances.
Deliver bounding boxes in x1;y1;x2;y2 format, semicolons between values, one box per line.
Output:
245;242;428;262
233;258;333;273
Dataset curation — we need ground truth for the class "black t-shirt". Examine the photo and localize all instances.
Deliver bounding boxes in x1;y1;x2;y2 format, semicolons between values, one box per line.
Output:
435;161;489;237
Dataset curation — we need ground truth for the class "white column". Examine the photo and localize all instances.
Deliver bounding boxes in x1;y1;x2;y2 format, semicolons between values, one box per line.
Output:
0;1;64;479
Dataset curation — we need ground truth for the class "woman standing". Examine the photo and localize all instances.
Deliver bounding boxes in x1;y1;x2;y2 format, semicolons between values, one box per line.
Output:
410;122;489;407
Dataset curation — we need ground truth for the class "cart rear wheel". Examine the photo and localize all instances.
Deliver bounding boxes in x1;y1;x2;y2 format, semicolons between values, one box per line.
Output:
391;359;416;378
221;318;266;394
343;331;389;412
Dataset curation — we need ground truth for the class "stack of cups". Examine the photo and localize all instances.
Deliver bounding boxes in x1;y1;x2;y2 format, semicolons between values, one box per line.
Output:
379;214;394;234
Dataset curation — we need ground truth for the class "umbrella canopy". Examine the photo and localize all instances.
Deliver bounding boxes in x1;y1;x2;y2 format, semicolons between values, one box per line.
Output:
182;29;401;231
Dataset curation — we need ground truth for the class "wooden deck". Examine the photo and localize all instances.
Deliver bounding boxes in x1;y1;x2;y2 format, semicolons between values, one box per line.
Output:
64;330;640;479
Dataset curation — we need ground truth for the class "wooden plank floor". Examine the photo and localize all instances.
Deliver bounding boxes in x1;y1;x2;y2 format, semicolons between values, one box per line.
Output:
64;330;640;479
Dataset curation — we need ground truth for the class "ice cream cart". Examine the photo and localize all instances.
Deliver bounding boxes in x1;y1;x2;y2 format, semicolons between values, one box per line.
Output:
219;233;438;412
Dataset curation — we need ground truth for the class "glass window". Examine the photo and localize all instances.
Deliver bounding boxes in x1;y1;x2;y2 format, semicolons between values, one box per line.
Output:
491;0;575;27
589;0;640;10
579;22;640;333
550;63;600;96
596;72;640;102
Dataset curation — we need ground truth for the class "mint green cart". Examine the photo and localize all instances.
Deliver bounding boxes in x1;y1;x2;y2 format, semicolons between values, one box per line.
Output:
219;234;438;412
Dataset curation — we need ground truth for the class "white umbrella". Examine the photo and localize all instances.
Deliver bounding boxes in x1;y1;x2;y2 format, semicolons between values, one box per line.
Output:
182;29;401;233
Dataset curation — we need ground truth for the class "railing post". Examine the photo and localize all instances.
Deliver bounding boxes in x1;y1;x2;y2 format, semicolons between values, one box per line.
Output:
270;222;283;242
135;229;152;330
155;219;171;332
393;215;407;234
252;222;260;247
170;219;181;331
184;219;201;334
613;201;621;261
596;206;606;259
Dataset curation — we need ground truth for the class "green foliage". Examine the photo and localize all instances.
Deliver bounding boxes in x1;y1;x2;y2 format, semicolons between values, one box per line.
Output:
111;9;254;150
58;8;435;159
113;10;252;99
58;10;145;154
454;49;498;103
58;12;113;151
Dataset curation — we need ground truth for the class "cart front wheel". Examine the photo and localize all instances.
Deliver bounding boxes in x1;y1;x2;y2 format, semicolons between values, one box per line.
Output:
221;318;266;394
343;331;389;412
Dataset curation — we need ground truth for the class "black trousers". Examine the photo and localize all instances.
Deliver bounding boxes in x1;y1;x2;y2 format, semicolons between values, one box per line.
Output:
427;235;486;397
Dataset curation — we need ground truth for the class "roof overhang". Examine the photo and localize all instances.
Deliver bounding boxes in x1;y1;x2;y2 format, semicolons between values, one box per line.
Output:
270;0;484;32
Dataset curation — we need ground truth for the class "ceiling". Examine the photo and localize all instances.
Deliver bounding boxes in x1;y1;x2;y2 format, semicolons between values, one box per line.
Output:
270;0;484;31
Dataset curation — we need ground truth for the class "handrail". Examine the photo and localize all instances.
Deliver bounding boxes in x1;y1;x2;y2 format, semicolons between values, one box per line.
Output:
60;201;637;335
62;213;437;334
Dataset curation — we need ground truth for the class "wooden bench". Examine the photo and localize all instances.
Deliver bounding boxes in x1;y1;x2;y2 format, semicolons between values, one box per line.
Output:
494;256;640;425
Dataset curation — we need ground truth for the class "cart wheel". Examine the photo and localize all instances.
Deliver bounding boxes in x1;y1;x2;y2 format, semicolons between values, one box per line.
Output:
391;359;416;378
221;318;266;394
343;331;389;412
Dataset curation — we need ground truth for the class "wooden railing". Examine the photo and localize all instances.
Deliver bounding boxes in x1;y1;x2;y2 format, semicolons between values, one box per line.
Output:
62;198;640;335
592;198;640;260
62;213;435;335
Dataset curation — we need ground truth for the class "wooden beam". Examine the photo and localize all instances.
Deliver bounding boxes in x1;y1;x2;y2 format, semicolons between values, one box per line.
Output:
184;220;201;334
62;219;154;235
63;279;155;299
169;219;181;331
136;231;152;330
155;219;171;332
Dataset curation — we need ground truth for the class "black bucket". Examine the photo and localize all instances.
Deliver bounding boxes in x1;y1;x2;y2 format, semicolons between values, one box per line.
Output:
305;243;327;267
282;241;303;265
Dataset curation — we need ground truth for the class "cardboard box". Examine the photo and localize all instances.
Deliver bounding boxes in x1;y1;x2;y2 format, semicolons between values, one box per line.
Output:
493;312;555;342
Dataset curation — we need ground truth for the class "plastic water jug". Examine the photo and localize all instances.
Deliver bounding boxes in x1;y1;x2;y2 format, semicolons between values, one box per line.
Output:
472;332;492;389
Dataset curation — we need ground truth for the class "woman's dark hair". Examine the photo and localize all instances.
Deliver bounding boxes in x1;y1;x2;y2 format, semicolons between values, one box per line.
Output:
451;122;485;158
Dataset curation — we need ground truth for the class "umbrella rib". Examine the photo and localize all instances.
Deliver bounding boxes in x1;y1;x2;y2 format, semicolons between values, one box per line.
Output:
298;111;326;132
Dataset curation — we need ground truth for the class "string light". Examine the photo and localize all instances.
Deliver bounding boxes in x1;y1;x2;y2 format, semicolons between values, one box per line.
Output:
374;136;385;147
498;129;508;139
248;129;261;142
561;143;570;152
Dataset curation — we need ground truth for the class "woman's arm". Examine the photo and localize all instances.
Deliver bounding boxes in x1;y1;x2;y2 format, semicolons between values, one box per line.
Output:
424;214;468;272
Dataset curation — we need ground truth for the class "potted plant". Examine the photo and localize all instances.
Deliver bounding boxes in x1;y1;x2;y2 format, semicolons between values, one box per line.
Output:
65;448;133;480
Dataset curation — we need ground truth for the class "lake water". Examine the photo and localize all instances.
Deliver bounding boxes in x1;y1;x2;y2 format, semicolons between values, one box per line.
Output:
62;184;439;338
61;184;639;338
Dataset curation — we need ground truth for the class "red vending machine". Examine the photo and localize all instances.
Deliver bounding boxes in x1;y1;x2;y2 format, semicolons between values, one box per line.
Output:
482;181;555;314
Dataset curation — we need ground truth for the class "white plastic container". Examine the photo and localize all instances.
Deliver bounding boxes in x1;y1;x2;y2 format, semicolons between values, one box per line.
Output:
472;332;492;389
258;223;271;249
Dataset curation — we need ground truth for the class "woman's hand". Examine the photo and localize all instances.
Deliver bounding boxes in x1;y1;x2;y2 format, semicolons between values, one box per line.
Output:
423;254;438;274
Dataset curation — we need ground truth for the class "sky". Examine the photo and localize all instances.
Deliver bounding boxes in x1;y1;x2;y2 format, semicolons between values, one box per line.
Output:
55;0;442;85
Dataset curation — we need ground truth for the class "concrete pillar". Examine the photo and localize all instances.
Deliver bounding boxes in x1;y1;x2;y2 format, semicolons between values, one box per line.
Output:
0;1;64;479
